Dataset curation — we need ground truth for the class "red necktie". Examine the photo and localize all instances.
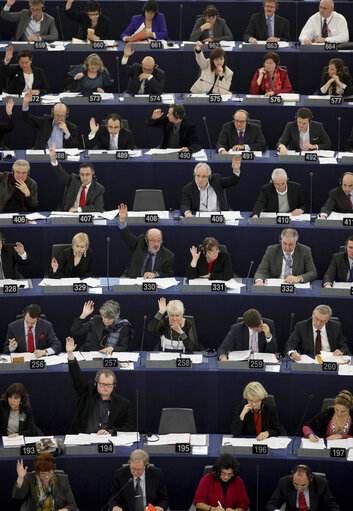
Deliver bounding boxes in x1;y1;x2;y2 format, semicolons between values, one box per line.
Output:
299;492;308;511
79;186;86;208
315;329;322;355
347;194;353;208
28;326;34;353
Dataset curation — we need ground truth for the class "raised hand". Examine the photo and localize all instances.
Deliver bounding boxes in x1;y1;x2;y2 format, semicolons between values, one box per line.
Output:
5;98;14;115
81;300;94;318
158;297;167;314
5;45;14;62
51;257;58;273
123;42;134;58
118;203;128;223
195;41;202;52
14;242;25;255
90;117;99;134
48;142;57;163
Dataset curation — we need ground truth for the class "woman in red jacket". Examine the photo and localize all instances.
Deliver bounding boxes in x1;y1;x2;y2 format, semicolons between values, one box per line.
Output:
250;51;292;97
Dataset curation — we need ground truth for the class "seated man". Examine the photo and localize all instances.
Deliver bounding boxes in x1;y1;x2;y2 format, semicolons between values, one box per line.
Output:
22;93;78;149
322;235;353;287
122;43;165;95
0;231;31;278
1;0;58;41
0;99;14;150
146;104;202;153
243;0;290;43
250;168;305;217
180;156;241;216
216;109;266;154
299;0;349;45
266;464;340;511
319;172;353;218
0;159;38;213
277;107;331;154
109;449;169;511
118;204;175;278
284;304;351;360
3;303;62;356
66;337;132;434
254;228;317;285
217;309;277;359
86;113;135;150
49;144;105;212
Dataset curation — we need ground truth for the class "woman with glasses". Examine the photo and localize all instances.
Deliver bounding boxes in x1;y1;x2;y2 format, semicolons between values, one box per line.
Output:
65;0;113;41
186;237;233;280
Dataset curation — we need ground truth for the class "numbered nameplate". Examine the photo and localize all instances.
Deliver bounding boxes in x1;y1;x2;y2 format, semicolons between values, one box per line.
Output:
266;42;279;50
175;442;191;453
79;214;93;224
103;358;118;368
304;152;318;162
276;215;290;225
330;447;346;458
12;215;26;224
330;96;343;105
343;218;353;227
252;444;269;455
30;359;46;370
3;284;18;294
241;151;255;161
142;282;157;292
73;282;88;293
350;287;353;296
98;443;114;454
210;214;224;224
269;96;282;104
149;94;162;103
249;359;264;369
176;358;192;368
150;40;163;49
211;282;226;292
325;42;336;51
145;214;159;223
92;40;105;50
20;444;37;456
30;95;40;103
209;94;222;103
280;284;295;294
55;151;66;160
89;95;102;103
322;361;337;372
116;151;129;159
34;41;46;49
208;42;220;49
179;152;191;160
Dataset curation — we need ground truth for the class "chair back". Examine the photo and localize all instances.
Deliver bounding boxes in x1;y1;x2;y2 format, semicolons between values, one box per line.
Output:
158;407;197;434
133;190;165;211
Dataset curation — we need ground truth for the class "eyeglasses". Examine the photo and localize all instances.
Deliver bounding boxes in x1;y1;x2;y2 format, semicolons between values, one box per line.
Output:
98;382;114;388
220;470;234;478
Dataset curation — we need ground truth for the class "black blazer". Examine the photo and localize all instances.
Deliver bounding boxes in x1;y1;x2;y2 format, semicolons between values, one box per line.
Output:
48;247;94;279
0;244;31;278
185;251;234;281
109;465;169;511
0;113;14;149
190;16;233;42
304;408;353;438
231;399;282;437
70;315;132;352
284;317;351;355
277;120;332;151
251;181;305;216
148;315;199;352
217;318;277;357
2;62;49;95
320;186;353;216
3;317;62;354
180;173;239;215
122;62;165;94
146;116;202;153
65;7;113;39
344;126;353;152
243;12;290;42
85;126;135;150
22;111;78;149
0;399;37;436
216;121;267;152
323;251;351;285
318;72;353;96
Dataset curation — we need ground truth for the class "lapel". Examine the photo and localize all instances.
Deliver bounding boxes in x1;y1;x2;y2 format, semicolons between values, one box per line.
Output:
18;321;27;351
275;245;284;276
305;320;315;353
270;185;279;210
86;181;95;202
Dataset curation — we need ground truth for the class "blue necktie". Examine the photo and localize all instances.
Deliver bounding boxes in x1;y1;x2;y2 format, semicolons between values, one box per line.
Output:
266;17;273;38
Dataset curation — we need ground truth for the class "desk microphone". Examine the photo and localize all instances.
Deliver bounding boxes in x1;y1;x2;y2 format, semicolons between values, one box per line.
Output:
139;315;147;366
199;78;238;97
178;4;183;42
337;116;341;152
136;389;140;448
245;260;254;291
309;171;313;223
202;116;212;149
115;56;121;93
56;6;65;43
98;478;133;511
255;465;260;511
290;393;314;454
286;312;295;367
106;237;110;290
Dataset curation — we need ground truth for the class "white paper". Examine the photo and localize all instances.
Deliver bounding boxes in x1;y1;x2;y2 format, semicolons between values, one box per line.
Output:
280;93;300;101
126;210;170;219
347;449;353;461
26;212;48;220
196;211;243;220
295;354;316;364
38;277;81;286
222;436;290;449
111;352;139;362
2;435;24;447
266;278;311;289
338;364;353;376
148;353;203;364
0;279;29;289
328;212;353;220
259;212;310;222
111;432;140;446
228;350;251;361
100;209;119;220
327;438;353;449
25;435;54;444
190;434;207;446
320;351;349;364
64;434;92;445
300;438;326;449
338;152;353;158
253;353;279;364
319;157;337;164
150;433;190;445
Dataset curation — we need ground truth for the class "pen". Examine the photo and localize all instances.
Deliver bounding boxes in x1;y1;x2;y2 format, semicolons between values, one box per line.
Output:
217;501;223;509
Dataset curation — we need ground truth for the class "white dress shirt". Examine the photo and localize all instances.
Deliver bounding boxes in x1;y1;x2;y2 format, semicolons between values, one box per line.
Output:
299;12;349;44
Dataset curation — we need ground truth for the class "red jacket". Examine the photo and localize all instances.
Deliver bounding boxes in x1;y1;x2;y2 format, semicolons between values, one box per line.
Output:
193;472;250;510
249;67;292;95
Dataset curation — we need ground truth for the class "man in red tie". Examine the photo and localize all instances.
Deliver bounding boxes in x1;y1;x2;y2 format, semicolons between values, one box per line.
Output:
319;172;353;219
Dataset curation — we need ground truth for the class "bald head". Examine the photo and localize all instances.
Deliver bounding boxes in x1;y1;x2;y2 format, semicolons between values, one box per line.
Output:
319;0;334;18
145;228;162;253
53;103;68;127
142;56;155;74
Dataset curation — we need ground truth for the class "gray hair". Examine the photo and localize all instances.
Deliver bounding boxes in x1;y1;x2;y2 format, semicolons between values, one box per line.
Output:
243;381;268;401
94;369;116;384
99;300;120;319
13;160;30;172
271;168;287;181
314;304;332;317
280;228;299;241
193;163;212;176
129;449;149;465
167;300;185;316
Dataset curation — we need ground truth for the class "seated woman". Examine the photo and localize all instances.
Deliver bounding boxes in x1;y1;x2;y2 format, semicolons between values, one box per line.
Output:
65;0;113;41
49;232;94;279
2;46;49;95
121;0;168;42
13;454;77;510
193;453;250;511
249;51;292;97
0;383;38;437
317;58;353;96
303;389;353;441
68;53;113;95
191;42;233;95
231;382;283;440
189;5;233;43
186;237;233;280
71;300;133;353
148;297;200;352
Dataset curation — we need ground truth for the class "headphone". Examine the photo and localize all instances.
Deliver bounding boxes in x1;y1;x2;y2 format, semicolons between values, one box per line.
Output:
291;465;313;484
233;109;249;125
338;172;353;185
51;103;69;119
79;162;96;180
193;163;212;179
264;52;280;68
295;108;313;121
145;230;163;245
171;105;185;120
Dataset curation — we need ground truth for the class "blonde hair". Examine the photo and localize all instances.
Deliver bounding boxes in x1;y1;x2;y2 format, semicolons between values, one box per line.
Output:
72;232;89;250
243;381;268;401
167;300;185;316
83;53;104;73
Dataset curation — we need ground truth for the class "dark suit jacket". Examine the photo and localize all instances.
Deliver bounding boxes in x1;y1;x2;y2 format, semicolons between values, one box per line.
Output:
180;172;239;214
0;113;14;149
120;226;175;277
0;399;36;436
251;181;305;216
146;116;202;153
1;9;58;41
122;62;165;95
217;318;277;357
48;247;94;279
344;126;353;152
284;317;351;355
0;244;31;278
109;465;169;511
322;251;351;285
70;315;132;352
320;186;353;216
65;7;113;39
22;111;78;149
86;126;135;150
3;317;62;354
266;474;340;511
185;251;234;281
254;243;318;283
52;163;105;212
243;12;290;42
277;120;332;151
68;357;132;433
190;16;233;42
231;399;282;436
216;121;267;152
2;62;49;95
0;171;37;213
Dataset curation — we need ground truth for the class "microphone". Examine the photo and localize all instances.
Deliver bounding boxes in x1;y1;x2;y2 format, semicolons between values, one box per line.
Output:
116;57;121;93
56;6;65;43
136;389;140;448
179;3;183;42
245;260;254;292
139;315;147;366
199;78;237;96
309;171;313;223
106;237;110;291
255;465;260;511
295;1;299;47
337;116;341;152
202;116;212;149
288;312;295;337
81;133;86;150
98;477;133;511
290;393;314;454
